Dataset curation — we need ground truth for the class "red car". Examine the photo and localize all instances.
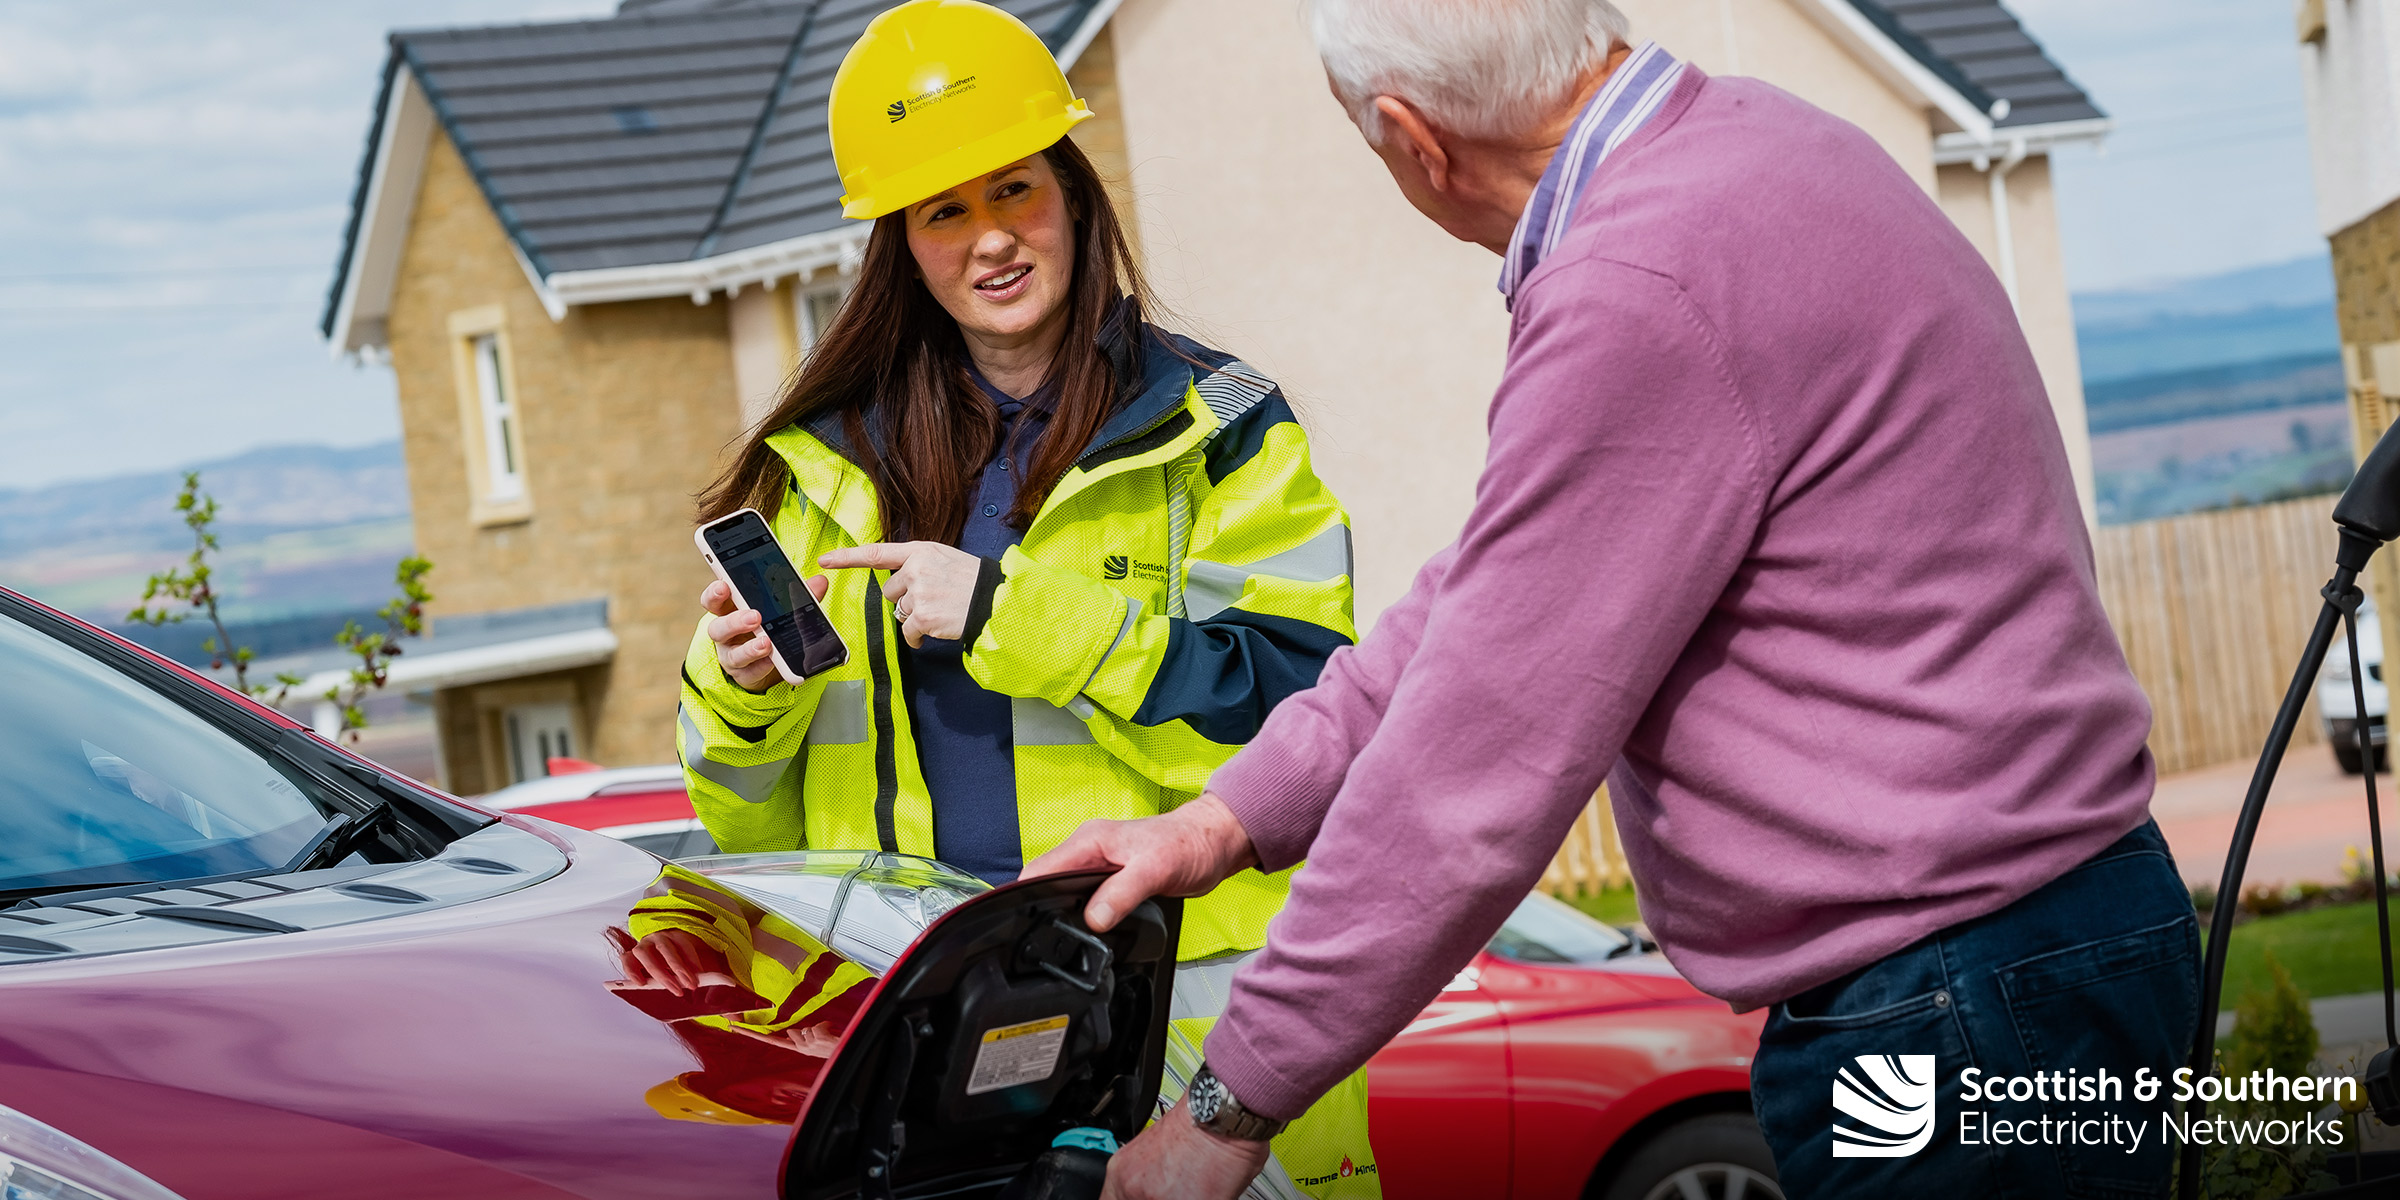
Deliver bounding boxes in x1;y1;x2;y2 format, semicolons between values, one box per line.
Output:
0;585;1770;1199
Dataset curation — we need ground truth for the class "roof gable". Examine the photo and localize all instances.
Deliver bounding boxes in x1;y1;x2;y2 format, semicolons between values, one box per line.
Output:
324;0;1112;350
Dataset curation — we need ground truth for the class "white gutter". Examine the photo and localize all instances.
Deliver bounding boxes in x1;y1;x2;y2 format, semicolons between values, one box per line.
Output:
1932;117;2112;165
540;222;870;311
294;626;618;736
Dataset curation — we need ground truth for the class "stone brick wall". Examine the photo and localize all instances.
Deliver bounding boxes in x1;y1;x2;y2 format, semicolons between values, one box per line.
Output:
387;130;741;790
2329;198;2400;666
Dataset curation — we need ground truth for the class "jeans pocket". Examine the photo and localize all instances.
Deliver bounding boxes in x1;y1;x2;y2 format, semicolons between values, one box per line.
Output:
1998;915;2200;1199
1754;982;1974;1200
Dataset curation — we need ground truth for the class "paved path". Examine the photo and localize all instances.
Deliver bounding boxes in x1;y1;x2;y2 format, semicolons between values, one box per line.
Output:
2153;748;2397;889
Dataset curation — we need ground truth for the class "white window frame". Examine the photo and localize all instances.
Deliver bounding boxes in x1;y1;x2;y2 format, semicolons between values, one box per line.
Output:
446;305;532;525
796;280;850;356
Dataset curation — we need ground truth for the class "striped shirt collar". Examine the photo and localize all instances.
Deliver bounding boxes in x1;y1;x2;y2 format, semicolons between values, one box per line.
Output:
1498;40;1687;307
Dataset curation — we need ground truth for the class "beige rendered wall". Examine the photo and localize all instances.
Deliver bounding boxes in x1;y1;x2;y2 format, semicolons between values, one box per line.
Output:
385;130;743;789
1106;0;1945;623
1935;157;2096;524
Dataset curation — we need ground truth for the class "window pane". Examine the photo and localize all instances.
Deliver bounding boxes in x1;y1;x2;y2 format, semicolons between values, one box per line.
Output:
802;288;844;353
1485;891;1634;964
473;333;523;500
0;614;336;893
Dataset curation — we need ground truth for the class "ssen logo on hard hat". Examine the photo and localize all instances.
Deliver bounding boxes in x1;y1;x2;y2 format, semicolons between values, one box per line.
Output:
1831;1054;1938;1158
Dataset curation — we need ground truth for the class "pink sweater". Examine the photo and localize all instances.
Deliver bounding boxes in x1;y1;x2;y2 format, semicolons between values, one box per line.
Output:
1203;68;2155;1120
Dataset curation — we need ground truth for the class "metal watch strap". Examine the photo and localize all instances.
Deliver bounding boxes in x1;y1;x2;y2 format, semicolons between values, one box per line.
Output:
1188;1064;1287;1142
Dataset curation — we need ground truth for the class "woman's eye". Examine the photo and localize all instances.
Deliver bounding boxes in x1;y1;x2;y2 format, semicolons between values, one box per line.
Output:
927;204;965;222
996;181;1030;200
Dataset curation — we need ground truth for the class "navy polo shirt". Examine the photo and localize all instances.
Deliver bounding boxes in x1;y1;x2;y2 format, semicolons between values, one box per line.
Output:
897;365;1052;884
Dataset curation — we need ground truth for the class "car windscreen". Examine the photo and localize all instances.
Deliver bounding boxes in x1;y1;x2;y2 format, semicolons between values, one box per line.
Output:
1485;890;1636;964
0;612;336;895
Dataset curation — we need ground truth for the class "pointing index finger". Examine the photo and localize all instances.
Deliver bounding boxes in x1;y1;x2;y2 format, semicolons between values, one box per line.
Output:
818;543;910;572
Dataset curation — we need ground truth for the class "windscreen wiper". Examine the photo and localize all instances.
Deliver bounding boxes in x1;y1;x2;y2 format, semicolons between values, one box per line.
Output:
280;795;397;875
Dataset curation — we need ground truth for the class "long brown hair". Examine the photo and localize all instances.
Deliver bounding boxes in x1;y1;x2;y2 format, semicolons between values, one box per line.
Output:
698;137;1151;545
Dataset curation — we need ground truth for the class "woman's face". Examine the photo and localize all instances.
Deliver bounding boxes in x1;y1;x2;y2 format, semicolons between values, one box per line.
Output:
903;154;1076;351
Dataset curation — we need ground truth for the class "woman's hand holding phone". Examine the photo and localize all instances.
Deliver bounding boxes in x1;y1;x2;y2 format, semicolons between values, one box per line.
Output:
703;576;828;693
816;542;983;649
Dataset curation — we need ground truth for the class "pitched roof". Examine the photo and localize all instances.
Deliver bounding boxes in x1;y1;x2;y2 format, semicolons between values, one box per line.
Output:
322;0;2097;348
321;0;1109;343
1864;0;2104;129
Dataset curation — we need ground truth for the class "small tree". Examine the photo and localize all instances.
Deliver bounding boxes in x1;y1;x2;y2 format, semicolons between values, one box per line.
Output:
2198;951;2337;1199
129;471;432;741
321;556;433;741
128;472;302;703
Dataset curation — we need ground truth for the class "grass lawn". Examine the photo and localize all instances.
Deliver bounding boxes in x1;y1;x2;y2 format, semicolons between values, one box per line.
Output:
1561;886;1642;928
2214;900;2400;1004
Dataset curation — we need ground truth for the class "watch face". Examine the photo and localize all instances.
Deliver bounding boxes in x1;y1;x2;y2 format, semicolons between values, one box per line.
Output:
1188;1073;1223;1124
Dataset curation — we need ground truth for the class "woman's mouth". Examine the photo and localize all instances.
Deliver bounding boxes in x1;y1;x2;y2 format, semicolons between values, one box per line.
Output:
973;264;1033;300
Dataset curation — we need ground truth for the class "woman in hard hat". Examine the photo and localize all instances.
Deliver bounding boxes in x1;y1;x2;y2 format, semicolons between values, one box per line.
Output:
672;1;1376;1192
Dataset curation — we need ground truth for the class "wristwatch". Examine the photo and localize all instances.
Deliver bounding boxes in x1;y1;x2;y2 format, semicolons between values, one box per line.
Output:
1186;1063;1286;1142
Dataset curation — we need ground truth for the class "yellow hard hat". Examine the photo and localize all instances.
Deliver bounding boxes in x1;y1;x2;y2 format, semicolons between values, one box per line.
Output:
643;1077;779;1126
829;0;1093;220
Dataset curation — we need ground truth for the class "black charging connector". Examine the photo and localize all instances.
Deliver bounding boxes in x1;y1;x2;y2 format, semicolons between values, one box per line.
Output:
2176;436;2400;1197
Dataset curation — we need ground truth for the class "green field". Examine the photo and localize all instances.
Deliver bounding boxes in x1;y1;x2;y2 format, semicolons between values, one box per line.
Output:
2215;900;2398;1006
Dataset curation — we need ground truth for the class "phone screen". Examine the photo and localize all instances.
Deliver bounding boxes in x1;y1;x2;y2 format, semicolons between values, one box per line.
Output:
705;512;848;678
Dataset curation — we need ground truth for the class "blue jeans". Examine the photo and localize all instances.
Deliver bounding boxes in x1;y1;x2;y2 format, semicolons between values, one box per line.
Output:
1751;820;2199;1199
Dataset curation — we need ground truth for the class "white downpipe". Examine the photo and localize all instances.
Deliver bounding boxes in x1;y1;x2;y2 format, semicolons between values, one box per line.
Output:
1979;137;2028;312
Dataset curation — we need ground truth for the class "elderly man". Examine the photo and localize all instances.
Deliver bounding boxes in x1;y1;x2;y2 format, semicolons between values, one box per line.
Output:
1030;1;2196;1197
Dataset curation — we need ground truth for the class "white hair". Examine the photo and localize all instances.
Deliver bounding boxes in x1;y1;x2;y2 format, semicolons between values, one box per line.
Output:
1303;0;1630;143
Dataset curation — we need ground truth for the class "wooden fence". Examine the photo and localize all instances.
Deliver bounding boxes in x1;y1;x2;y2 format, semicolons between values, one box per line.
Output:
2092;494;2344;775
1538;493;2352;898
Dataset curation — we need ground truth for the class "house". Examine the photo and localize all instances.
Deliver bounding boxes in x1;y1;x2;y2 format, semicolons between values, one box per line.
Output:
323;0;2107;792
2298;0;2400;655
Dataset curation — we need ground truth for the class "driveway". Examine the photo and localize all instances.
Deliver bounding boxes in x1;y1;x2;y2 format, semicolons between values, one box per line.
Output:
2152;744;2396;889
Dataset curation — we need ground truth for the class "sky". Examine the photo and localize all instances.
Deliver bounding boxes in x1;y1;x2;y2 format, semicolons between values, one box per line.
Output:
0;0;2338;490
2012;0;2328;295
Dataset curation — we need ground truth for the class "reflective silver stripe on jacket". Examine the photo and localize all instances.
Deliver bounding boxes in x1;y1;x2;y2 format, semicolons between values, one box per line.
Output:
1183;523;1353;621
1012;696;1095;746
803;679;866;745
1171;948;1262;1021
678;706;792;805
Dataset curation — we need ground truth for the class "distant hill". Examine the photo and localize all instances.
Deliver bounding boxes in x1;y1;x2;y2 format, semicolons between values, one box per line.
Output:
0;441;409;559
2073;255;2340;385
0;442;416;656
2084;353;2345;434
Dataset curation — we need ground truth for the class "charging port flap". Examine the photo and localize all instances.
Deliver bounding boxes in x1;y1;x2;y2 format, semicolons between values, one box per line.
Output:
782;871;1180;1200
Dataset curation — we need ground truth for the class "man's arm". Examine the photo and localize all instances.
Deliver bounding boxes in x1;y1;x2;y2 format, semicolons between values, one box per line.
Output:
1206;541;1458;868
1203;258;1772;1119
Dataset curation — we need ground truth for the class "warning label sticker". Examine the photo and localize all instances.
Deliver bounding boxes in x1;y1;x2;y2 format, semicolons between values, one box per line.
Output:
965;1014;1070;1095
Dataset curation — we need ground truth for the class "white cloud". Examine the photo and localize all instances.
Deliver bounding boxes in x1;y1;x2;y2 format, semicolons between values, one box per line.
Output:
0;0;612;490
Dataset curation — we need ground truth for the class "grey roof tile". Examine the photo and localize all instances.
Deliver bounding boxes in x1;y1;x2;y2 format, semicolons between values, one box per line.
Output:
1872;0;2104;128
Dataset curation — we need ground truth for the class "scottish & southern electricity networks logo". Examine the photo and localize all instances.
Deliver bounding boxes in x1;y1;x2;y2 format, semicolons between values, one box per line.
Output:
1832;1054;1937;1158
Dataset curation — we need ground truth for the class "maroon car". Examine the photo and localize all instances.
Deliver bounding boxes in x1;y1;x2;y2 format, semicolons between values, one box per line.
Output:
0;587;1770;1199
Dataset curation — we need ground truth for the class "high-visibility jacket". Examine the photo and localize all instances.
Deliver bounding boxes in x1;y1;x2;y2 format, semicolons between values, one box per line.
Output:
677;319;1357;963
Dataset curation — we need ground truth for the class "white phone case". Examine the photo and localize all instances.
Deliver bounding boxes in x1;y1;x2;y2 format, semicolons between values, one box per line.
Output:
695;508;849;686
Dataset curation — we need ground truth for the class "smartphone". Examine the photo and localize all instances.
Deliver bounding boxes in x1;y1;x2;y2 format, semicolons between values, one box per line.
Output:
696;508;850;684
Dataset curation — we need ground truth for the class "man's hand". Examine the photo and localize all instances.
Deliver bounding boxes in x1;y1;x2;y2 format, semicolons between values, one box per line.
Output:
818;541;984;649
1021;793;1260;932
1101;1097;1269;1200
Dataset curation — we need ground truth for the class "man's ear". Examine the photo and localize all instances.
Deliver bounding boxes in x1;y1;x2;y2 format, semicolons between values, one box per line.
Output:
1374;95;1451;192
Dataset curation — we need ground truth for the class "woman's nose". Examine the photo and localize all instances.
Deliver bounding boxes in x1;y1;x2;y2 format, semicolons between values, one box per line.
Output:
971;224;1017;262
